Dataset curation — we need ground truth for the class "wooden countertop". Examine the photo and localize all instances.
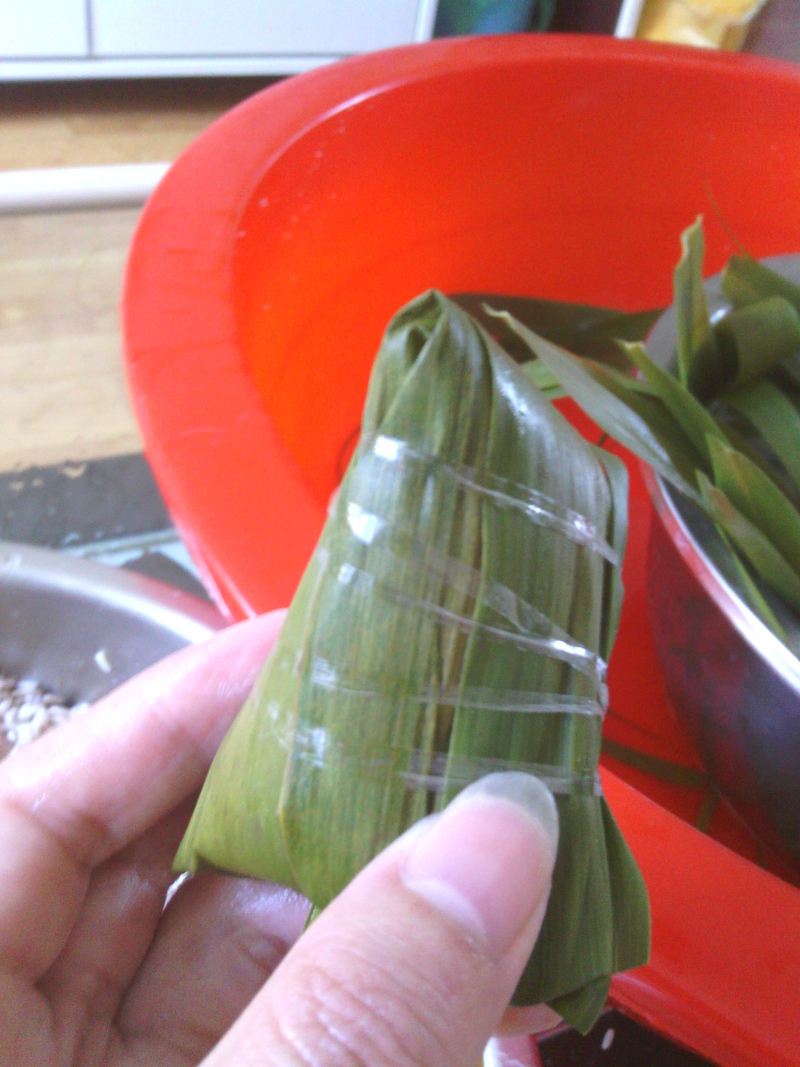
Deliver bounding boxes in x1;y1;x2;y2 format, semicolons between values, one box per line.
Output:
1;14;797;474
0;78;273;472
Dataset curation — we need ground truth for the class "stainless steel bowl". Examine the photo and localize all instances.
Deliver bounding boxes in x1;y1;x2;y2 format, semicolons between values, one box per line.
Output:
0;539;223;707
645;257;800;867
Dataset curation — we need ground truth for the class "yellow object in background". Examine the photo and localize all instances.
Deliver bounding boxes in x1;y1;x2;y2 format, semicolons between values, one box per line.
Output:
636;0;769;49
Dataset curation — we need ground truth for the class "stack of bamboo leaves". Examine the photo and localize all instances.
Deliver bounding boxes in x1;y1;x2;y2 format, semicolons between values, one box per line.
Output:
495;220;800;652
176;290;650;1033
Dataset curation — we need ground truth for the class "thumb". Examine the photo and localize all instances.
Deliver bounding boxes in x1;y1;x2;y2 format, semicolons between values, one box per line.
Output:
204;773;559;1067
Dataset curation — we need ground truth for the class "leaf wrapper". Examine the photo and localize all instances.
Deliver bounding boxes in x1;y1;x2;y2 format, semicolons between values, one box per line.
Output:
453;291;661;367
674;216;722;397
491;221;800;642
175;291;650;1033
722;378;800;497
489;311;705;503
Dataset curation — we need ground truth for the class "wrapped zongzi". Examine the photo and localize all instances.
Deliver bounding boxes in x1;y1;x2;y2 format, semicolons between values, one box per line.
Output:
175;290;650;1033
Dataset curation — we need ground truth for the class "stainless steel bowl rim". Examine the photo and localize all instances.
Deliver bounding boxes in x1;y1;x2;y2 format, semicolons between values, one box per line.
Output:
644;253;800;698
0;539;223;646
646;466;800;695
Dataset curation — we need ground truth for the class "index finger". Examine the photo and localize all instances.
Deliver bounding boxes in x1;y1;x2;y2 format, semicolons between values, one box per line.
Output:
0;611;283;960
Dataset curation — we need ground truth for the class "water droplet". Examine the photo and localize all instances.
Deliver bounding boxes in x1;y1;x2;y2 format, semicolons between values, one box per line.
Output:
94;649;112;674
61;461;87;479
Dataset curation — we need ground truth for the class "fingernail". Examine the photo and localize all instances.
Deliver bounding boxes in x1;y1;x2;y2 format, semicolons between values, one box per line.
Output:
402;773;559;957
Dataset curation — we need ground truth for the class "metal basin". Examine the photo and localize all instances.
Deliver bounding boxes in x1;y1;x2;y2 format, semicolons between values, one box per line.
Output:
0;539;223;708
645;258;800;867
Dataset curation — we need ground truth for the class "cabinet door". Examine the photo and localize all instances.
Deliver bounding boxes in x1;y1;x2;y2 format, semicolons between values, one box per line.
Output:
0;0;88;57
91;0;422;57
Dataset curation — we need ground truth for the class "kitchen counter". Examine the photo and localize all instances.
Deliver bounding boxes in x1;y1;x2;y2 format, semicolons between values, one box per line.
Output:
0;78;277;593
1;21;797;590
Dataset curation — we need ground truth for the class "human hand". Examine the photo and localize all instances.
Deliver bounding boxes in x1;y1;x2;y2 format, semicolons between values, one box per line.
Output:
0;611;559;1066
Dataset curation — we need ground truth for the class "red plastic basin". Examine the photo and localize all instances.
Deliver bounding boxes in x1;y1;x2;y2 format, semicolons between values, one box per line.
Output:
124;36;800;1066
124;34;800;617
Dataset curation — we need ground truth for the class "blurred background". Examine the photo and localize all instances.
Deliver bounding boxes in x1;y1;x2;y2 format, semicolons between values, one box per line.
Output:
2;9;800;1063
0;0;798;586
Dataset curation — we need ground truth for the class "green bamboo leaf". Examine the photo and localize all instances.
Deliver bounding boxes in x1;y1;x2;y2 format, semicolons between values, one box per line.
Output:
698;472;800;612
601;801;651;975
453;291;661;368
776;352;800;392
673;217;720;391
593;449;627;664
534;0;557;29
714;296;800;391
722;254;800;312
175;290;649;1035
548;976;613;1035
520;355;666;402
489;312;705;503
722;377;800;494
520;358;563;397
621;340;728;468
707;437;800;573
700;505;789;642
694;789;719;834
601;736;709;788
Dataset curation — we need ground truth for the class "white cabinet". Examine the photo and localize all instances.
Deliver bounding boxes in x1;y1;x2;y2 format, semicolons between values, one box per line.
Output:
0;0;88;58
0;0;437;79
92;0;424;57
